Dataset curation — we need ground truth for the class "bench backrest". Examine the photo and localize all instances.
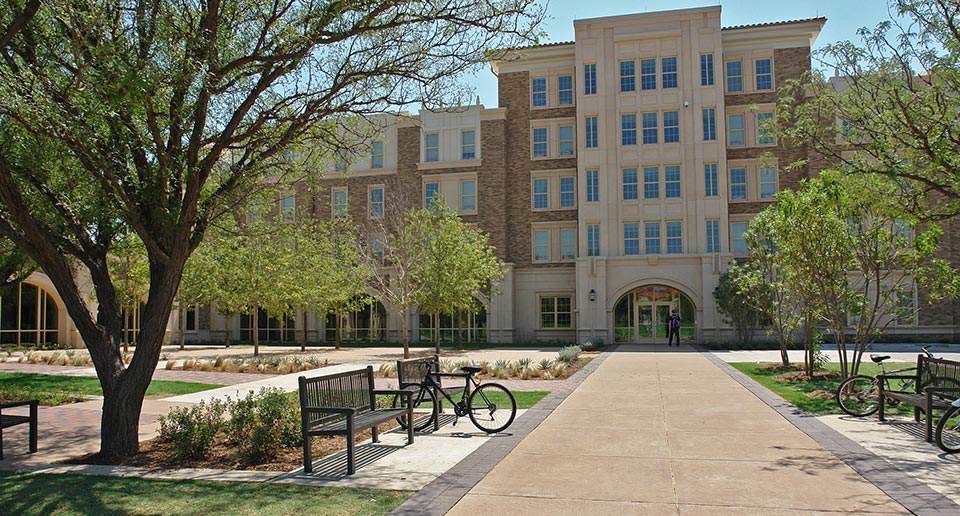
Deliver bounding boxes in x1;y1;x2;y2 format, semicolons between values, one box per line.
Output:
299;366;376;427
396;355;439;386
917;356;960;396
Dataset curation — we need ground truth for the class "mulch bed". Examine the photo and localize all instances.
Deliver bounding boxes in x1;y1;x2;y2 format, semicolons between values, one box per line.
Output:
774;371;842;382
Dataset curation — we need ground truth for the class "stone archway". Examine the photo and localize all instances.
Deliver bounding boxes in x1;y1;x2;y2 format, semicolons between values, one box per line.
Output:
613;285;695;343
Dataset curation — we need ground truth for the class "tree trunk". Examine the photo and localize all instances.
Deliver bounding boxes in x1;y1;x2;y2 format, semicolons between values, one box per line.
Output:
400;308;410;359
457;310;463;351
253;306;260;357
434;310;441;355
335;309;341;350
300;308;307;352
99;377;149;460
178;304;185;351
780;345;790;367
224;313;231;348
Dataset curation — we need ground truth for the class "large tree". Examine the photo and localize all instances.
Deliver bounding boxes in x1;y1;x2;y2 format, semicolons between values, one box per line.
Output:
0;0;543;460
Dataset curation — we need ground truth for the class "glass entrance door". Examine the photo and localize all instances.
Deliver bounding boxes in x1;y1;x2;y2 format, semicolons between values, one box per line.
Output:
655;304;672;340
614;285;695;343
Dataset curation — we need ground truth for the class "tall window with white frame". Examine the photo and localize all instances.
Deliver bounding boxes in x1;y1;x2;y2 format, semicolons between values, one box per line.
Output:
332;188;347;219
281;193;295;222
728;114;745;146
621;114;637;146
759;166;777;199
425;182;439;208
623;223;640;255
661;57;677;89
533;178;548;209
726;61;742;92
371;141;384;168
532;77;547;107
560;228;576;260
560;176;576;208
425;133;439;162
533;230;549;261
620;60;635;92
558;75;574;106
369;187;384;219
702;108;717;141
663;111;679;143
704;163;718;197
585;116;598;148
642;113;658;144
700;54;714;86
533;127;548;158
666;221;682;254
540;297;572;329
664;165;680;198
643;167;659;199
623;168;638;201
559;125;575;156
706;219;720;253
586;169;599;203
731;222;748;254
644;222;661;255
895;289;915;326
587;223;600;257
640;58;656;90
755;58;772;90
757;113;775;144
584;63;597;95
460;179;476;213
730;167;746;200
461;130;475;160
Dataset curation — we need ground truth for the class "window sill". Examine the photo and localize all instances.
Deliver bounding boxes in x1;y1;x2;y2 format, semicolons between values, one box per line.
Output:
418;159;482;171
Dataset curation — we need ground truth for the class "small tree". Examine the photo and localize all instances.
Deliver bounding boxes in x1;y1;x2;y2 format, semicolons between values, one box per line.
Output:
714;269;762;348
108;232;150;354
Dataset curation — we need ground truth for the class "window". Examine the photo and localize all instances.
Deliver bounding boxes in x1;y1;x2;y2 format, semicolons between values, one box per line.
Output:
425;133;439;162
621;114;637;146
425;182;439;208
533;230;549;261
759;166;776;199
335;153;348;172
666;221;682;254
559;125;575;156
728;114;745;146
893;219;912;239
532;77;547;107
730;168;746;200
560;228;576;260
623;223;640;255
584;63;597;95
731;222;748;254
665;166;680;198
587;224;600;257
371;238;385;261
371;141;384;168
558;75;573;106
622;168;638;200
726;61;742;92
533;178;548;209
281;193;295;222
461;130;475;160
643;167;659;199
757;113;775;144
706;219;720;253
702;108;716;141
640;58;656;90
585;116;598;148
540;296;572;328
332;188;348;218
641;112;658;144
368;187;384;219
185;305;198;332
663;111;679;143
586;170;599;203
533;127;548;158
460;179;476;212
560;176;576;208
701;54;714;86
895;290;915;326
704;163;718;197
644;222;661;255
620;61;635;92
755;58;772;90
661;57;677;89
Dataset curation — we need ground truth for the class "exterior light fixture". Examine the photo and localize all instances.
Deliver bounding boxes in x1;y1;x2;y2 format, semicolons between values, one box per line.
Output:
589;289;597;302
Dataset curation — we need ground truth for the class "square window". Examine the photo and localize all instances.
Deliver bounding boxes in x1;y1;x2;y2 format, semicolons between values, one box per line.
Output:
425;182;439;208
644;222;661;255
621;114;637;146
559;125;575;156
640;59;657;90
664;165;680;198
558;75;574;106
620;61;635;92
623;223;640;255
643;167;659;199
534;230;549;261
661;57;677;89
622;168;638;201
704;163;718;197
533;178;548;209
560;176;576;208
540;296;573;328
584;64;597;95
371;141;384;168
532;77;547;107
666;221;682;254
706;219;720;253
587;224;600;256
663;111;679;143
728;114;745;146
701;54;714;86
759;166;776;198
461;130;475;160
560;228;576;260
425;133;439;162
533;127;548;158
730;168;746;200
641;112;658;145
461;179;476;212
585;116;598;148
726;61;742;92
702;108;716;141
756;58;772;90
586;169;599;203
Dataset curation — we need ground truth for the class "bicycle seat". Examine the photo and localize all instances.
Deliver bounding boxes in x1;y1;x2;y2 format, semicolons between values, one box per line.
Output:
870;354;891;363
461;365;482;374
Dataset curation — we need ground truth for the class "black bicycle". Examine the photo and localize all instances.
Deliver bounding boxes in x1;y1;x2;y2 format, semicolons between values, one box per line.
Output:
935;397;960;453
835;347;935;417
392;361;517;433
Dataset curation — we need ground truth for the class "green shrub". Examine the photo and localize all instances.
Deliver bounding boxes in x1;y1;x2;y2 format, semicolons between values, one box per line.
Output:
226;388;302;463
557;345;582;364
581;338;605;351
158;400;225;460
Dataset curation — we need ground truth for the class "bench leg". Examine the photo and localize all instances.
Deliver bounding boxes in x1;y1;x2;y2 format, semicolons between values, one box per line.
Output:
303;434;313;473
346;419;355;475
1;423;4;460
372;424;379;444
29;401;37;453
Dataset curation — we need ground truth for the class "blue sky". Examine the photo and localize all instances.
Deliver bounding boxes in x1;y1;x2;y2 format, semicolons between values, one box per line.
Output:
469;0;894;107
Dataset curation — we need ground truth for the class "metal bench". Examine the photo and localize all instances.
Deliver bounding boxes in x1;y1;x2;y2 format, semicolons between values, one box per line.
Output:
1;399;38;460
298;365;413;475
396;355;463;431
879;355;960;442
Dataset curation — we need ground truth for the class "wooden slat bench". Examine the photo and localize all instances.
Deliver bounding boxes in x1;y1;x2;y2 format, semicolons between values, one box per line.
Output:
1;399;39;460
298;365;413;475
879;355;960;442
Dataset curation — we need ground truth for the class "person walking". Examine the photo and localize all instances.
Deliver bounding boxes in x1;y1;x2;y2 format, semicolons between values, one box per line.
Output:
668;310;681;346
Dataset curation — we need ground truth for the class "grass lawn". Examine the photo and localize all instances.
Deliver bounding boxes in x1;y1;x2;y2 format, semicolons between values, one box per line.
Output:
730;361;917;415
504;390;548;409
0;471;410;516
0;372;222;406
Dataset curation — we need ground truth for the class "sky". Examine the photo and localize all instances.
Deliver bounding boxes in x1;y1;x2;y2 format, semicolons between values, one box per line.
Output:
468;0;895;108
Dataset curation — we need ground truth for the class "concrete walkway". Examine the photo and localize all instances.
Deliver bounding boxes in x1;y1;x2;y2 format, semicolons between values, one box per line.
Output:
442;344;910;515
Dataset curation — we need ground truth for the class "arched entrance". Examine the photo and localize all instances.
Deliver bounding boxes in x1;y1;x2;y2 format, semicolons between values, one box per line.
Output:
614;285;695;343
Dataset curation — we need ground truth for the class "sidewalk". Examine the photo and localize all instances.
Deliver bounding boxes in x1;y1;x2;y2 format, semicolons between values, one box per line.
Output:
434;344;912;515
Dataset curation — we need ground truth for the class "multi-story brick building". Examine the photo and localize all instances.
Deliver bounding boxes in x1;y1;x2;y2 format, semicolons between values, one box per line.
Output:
6;7;959;347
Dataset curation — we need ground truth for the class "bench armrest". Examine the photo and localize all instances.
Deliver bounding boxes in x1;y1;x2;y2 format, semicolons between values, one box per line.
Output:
0;399;39;410
302;406;357;416
923;386;960;395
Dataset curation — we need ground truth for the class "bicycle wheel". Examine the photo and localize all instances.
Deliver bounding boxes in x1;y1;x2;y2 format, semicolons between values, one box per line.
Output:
935;404;960;453
393;384;438;432
467;383;517;433
836;375;881;417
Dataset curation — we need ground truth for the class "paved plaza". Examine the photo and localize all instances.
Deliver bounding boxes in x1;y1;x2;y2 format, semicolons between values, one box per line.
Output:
1;345;959;515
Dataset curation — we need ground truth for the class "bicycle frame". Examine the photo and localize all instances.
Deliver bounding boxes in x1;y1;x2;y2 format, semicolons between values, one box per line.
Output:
423;370;479;417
